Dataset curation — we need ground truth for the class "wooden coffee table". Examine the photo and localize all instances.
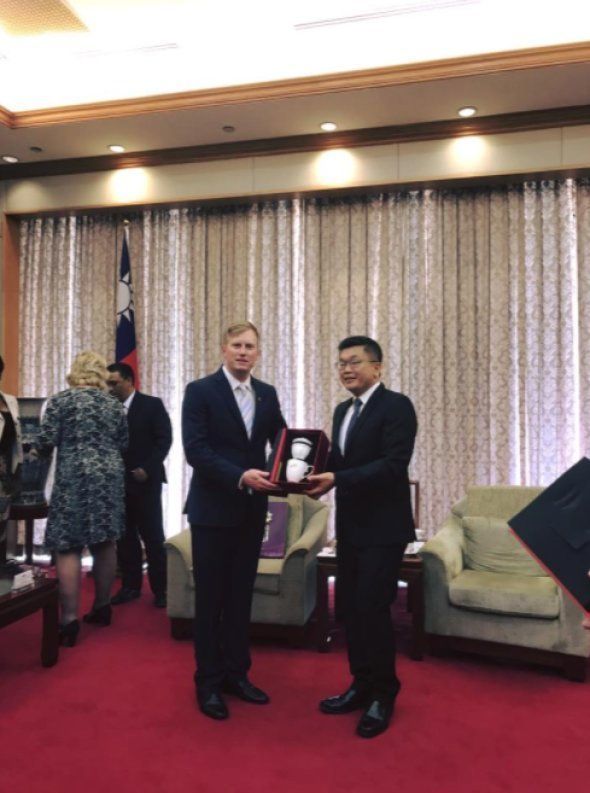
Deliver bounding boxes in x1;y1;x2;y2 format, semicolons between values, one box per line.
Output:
315;551;425;660
0;573;59;667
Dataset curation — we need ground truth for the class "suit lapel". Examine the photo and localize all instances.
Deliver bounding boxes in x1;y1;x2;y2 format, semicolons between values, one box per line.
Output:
250;377;267;440
343;383;384;454
126;391;140;424
213;369;250;439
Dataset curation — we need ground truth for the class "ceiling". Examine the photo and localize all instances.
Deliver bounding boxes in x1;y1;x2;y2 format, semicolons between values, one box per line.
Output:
0;0;589;169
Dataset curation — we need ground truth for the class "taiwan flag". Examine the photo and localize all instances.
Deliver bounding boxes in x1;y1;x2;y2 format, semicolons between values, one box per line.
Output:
116;230;140;387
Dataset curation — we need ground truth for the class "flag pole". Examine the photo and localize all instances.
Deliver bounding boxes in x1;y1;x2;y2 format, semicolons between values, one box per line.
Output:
116;219;140;388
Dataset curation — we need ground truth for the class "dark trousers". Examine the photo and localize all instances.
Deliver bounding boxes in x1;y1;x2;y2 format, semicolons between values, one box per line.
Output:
190;503;264;694
336;539;407;701
118;485;166;596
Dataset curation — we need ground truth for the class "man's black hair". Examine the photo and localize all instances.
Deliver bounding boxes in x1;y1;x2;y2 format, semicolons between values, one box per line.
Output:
338;336;383;362
107;362;135;384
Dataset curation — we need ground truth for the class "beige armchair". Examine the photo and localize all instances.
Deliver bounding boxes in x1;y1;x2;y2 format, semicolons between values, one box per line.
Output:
165;494;328;644
420;486;590;680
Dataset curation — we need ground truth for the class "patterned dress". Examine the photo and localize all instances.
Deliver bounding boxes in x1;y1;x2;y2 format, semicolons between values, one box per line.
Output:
37;387;128;551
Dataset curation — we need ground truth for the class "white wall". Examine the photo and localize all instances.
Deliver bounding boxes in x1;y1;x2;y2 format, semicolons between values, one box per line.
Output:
4;124;590;215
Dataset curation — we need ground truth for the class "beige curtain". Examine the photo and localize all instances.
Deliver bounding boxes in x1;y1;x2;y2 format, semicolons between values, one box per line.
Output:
19;180;590;538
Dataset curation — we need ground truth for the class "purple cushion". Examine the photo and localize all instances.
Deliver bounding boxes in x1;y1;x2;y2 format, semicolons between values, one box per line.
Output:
260;502;289;558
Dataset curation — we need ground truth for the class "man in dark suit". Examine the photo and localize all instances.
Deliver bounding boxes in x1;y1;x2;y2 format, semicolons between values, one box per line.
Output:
106;363;172;609
182;321;286;721
307;335;417;739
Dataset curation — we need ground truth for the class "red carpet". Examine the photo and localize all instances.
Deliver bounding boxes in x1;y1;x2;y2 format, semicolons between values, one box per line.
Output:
2;580;589;793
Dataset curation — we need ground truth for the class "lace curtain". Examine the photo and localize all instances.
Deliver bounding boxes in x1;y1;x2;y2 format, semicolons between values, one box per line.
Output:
18;180;590;536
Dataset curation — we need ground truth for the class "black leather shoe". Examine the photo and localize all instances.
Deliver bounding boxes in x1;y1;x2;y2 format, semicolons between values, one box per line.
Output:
59;619;80;647
83;603;112;626
153;593;166;609
356;699;394;738
319;685;370;715
111;588;141;605
197;691;229;720
222;678;270;704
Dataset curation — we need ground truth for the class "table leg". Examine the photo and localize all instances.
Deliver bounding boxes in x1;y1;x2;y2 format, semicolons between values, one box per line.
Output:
25;518;34;565
0;519;7;564
41;587;59;667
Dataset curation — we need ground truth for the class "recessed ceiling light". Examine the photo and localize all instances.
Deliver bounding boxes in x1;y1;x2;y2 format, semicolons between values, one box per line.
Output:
1;155;19;163
222;125;235;133
320;121;337;132
108;144;125;153
30;146;43;153
458;106;477;118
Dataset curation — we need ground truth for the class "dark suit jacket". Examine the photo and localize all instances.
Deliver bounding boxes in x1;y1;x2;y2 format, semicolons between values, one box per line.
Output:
182;368;286;527
125;391;172;492
329;383;417;547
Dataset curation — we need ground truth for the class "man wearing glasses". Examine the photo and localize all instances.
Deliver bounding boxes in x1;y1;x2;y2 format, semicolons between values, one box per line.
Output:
307;336;417;739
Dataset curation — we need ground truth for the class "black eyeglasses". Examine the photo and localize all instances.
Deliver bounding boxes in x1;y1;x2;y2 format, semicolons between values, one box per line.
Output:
335;359;379;371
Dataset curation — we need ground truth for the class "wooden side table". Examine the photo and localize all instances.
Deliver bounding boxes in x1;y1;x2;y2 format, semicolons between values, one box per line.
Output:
0;575;59;667
315;551;425;660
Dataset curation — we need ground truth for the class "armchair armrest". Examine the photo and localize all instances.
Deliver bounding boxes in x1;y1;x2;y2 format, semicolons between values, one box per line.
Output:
165;529;193;573
285;506;328;561
419;516;464;584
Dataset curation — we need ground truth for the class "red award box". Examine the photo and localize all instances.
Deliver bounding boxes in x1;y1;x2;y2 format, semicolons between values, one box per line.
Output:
268;429;330;495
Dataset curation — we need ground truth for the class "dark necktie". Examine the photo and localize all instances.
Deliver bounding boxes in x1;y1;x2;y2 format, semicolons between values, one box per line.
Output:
344;398;362;453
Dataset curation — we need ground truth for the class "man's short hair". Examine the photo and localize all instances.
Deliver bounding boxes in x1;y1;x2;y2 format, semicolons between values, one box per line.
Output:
107;362;135;384
338;336;383;362
0;355;4;378
222;321;260;345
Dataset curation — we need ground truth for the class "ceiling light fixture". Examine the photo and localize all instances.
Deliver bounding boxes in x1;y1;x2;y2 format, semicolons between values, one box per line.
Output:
1;155;19;163
222;125;235;133
320;121;337;132
108;144;125;153
458;106;477;118
30;146;43;153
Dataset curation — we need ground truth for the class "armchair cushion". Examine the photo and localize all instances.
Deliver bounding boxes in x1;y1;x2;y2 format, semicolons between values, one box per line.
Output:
449;570;560;619
462;516;544;577
281;494;304;550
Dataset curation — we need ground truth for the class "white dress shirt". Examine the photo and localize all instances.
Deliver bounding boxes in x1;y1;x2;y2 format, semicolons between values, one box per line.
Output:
339;381;381;455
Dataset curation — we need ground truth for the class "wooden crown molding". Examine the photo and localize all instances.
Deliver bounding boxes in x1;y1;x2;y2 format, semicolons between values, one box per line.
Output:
2;103;590;181
0;105;12;127
1;41;590;129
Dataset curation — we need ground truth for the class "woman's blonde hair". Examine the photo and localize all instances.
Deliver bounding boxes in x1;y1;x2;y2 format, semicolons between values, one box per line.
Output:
66;351;108;390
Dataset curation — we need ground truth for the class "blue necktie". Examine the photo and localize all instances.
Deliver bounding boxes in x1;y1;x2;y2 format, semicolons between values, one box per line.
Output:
344;398;362;453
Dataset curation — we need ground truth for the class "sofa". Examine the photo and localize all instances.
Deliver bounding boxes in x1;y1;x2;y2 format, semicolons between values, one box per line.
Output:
165;494;329;644
420;486;590;680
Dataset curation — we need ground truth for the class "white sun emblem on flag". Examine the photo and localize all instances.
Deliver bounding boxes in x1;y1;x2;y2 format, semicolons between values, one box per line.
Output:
117;271;135;325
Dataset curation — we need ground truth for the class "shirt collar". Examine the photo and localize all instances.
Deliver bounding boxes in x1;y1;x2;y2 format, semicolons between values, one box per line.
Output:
222;365;253;392
354;381;381;407
123;390;136;411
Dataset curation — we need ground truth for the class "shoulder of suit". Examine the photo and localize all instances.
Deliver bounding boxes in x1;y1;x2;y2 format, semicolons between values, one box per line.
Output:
134;391;163;405
251;376;275;394
381;387;416;412
188;371;219;389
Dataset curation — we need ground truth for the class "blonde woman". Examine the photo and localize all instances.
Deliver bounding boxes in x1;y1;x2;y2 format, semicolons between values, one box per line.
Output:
37;351;128;646
0;355;23;555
